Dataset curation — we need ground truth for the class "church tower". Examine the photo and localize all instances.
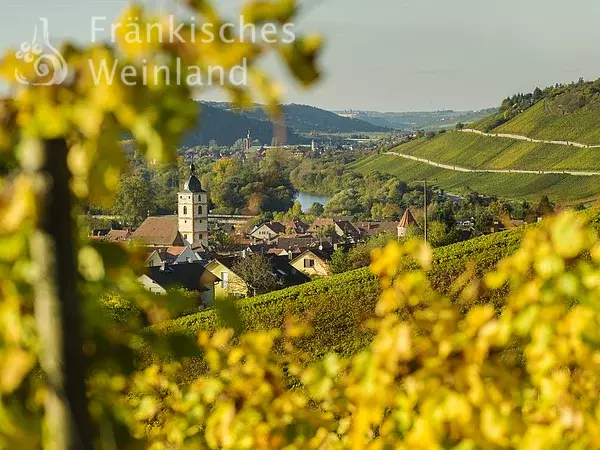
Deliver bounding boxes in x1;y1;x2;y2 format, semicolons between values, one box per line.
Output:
244;129;251;152
178;164;209;248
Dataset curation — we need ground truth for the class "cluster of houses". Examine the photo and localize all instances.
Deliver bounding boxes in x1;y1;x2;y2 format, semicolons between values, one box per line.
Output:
92;166;422;309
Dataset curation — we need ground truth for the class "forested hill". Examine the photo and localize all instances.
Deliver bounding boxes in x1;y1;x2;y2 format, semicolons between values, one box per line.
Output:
204;102;389;135
179;103;308;147
234;103;390;133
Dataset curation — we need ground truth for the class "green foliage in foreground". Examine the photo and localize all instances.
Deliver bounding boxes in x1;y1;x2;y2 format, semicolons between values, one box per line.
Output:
153;210;600;375
153;224;530;371
140;211;600;448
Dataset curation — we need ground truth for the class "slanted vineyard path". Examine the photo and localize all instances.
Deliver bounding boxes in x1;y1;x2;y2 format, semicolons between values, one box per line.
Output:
384;152;600;177
460;128;600;149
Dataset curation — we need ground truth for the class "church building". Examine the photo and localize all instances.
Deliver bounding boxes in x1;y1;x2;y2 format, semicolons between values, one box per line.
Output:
131;164;209;249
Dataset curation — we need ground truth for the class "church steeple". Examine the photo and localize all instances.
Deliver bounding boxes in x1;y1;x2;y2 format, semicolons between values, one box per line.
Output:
183;162;204;193
178;163;208;248
244;129;252;152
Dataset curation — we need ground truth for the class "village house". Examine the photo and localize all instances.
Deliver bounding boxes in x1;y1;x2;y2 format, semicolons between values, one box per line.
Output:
333;220;362;242
106;229;131;242
206;255;309;298
250;221;287;243
144;246;201;267
308;218;361;242
357;221;399;239
290;249;332;277
276;235;338;252
130;216;187;247
282;219;310;235
137;262;220;306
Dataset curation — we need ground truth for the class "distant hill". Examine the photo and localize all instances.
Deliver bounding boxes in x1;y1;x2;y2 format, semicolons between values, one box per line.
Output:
179;102;390;147
215;102;390;134
180;103;308;147
335;109;497;131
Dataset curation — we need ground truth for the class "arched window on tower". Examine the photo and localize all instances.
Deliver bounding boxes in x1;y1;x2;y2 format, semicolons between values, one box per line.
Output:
198;205;202;215
183;206;187;215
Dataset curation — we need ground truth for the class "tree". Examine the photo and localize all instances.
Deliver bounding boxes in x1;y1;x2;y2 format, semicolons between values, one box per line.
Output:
209;228;235;251
371;203;401;220
474;208;494;235
308;202;325;217
329;247;350;274
346;232;398;270
426;221;448;248
113;170;154;226
287;201;304;220
381;203;402;220
536;195;554;218
455;122;465;130
231;254;278;296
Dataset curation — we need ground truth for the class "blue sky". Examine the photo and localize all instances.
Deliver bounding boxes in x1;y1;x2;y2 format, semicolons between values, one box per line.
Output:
2;0;600;111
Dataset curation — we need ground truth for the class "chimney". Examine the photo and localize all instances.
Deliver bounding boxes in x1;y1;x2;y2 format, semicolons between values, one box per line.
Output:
159;261;167;272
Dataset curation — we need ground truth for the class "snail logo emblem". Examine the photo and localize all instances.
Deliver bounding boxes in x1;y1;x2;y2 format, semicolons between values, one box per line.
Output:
15;18;68;86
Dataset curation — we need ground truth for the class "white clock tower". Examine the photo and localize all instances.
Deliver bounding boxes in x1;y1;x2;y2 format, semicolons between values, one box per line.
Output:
178;164;209;248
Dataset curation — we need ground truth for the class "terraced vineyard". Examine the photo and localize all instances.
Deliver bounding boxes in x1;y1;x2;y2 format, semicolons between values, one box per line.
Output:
491;101;600;145
469;79;600;144
391;131;600;171
349;152;600;203
346;124;600;203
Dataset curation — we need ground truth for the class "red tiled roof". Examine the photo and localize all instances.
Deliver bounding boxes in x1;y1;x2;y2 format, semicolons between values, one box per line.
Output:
398;209;419;228
131;216;185;247
106;229;130;242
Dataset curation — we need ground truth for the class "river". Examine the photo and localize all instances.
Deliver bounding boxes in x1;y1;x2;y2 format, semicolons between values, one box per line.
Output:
295;192;331;211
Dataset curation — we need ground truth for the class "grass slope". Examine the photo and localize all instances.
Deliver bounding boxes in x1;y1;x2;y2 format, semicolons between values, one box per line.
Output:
470;79;600;144
347;130;600;203
492;101;600;145
350;153;600;203
389;132;600;171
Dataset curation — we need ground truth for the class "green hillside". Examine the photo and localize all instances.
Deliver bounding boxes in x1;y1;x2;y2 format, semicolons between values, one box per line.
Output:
350;152;600;203
347;78;600;203
386;132;600;171
471;78;600;145
180;102;308;147
152;209;600;377
493;101;600;145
